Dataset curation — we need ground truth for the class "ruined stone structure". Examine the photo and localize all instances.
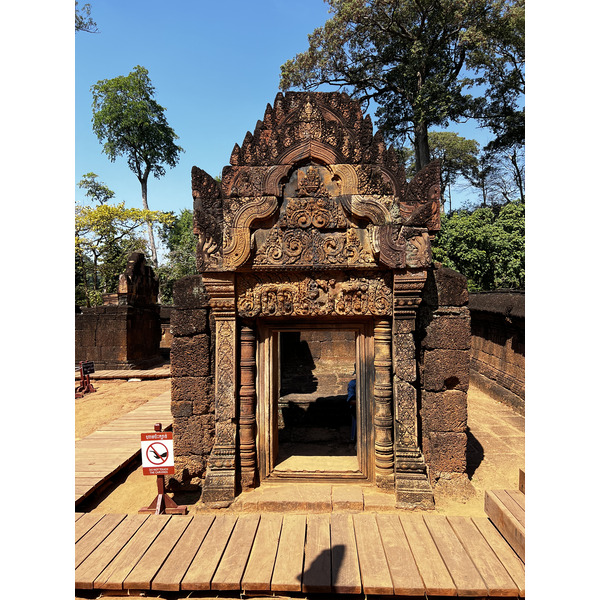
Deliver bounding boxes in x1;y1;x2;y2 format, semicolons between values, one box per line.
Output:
75;252;163;370
469;290;524;415
170;92;470;508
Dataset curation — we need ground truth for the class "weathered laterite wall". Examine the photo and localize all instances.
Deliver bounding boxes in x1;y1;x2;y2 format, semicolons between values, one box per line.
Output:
469;291;524;415
75;253;162;370
168;276;215;491
417;265;470;485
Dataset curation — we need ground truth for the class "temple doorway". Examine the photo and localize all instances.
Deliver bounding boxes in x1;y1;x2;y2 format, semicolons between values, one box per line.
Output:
256;321;374;482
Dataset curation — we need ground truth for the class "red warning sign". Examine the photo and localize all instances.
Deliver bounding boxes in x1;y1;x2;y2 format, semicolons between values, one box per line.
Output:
141;431;174;475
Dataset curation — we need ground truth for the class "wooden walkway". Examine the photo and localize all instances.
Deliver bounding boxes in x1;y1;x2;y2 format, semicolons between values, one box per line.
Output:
75;511;525;597
75;391;173;506
75;364;171;380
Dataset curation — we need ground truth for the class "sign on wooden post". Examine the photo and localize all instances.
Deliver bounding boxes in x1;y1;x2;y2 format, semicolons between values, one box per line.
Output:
139;423;187;515
141;431;174;476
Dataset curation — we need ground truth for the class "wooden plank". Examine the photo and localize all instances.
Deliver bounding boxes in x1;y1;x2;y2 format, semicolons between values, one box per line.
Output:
271;514;306;592
181;514;238;590
75;512;86;522
152;514;214;592
519;469;525;494
76;514;128;568
485;490;525;561
211;514;261;590
495;489;525;526
241;513;283;591
473;517;525;597
376;514;424;596
506;489;525;515
448;516;520;597
330;513;362;594
423;515;488;597
123;515;193;590
399;514;456;597
75;513;105;543
94;514;171;589
75;514;149;589
302;514;331;593
353;513;394;595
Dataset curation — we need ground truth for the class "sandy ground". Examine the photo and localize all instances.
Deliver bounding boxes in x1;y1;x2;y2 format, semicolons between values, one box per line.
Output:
76;378;524;518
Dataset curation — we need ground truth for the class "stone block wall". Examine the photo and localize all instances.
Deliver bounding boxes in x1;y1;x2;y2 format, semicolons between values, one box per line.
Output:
417;265;470;485
75;252;163;370
469;291;524;415
75;304;162;370
168;276;215;491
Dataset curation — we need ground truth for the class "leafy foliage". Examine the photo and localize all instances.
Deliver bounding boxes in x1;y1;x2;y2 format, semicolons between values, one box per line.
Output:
156;209;198;304
75;2;99;33
280;0;524;170
432;201;524;291
90;65;183;266
75;176;173;306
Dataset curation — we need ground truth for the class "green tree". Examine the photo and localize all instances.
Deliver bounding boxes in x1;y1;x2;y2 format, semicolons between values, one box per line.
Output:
399;131;480;212
156;209;197;304
432;201;524;290
466;143;524;207
75;2;99;33
90;65;184;267
466;0;524;152
75;196;173;306
280;0;524;171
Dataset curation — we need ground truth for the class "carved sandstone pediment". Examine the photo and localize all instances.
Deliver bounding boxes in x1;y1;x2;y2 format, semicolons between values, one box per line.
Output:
192;92;441;273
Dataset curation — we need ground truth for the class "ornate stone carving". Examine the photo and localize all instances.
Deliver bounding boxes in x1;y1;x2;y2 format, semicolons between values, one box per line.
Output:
374;318;394;489
223;196;279;268
239;325;257;489
253;227;376;269
201;274;237;505
237;271;393;318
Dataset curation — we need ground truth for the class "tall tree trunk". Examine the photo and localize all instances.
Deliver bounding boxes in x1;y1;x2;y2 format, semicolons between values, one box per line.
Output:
510;149;525;203
414;122;431;173
140;176;158;266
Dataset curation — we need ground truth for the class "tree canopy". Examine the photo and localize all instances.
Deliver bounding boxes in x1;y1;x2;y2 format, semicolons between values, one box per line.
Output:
432;201;524;291
76;173;173;306
280;0;524;171
156;209;198;304
90;65;184;266
75;2;99;33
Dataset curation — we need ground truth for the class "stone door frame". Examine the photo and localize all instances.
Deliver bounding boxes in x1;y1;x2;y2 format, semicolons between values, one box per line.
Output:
255;319;375;483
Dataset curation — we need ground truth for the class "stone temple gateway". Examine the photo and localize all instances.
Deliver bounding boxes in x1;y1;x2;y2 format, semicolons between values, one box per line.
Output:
170;92;470;508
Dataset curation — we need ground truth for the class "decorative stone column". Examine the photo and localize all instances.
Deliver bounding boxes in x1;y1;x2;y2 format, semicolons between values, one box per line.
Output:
239;324;258;489
393;270;435;509
201;273;238;505
373;318;394;489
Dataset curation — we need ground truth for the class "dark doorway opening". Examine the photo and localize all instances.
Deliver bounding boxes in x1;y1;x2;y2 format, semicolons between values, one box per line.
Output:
274;329;358;474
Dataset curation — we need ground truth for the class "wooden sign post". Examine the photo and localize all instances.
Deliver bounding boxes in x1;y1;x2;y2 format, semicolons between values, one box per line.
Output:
75;361;96;398
139;423;187;515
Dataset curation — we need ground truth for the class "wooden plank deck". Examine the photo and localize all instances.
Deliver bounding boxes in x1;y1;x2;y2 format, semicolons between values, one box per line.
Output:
485;488;525;562
75;364;171;380
75;391;173;506
75;512;525;597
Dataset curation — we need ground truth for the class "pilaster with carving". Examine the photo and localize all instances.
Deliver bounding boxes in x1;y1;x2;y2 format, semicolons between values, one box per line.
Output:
392;270;435;508
200;273;238;505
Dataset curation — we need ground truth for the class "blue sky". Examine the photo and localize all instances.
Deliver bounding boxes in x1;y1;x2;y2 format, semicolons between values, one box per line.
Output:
75;0;493;217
